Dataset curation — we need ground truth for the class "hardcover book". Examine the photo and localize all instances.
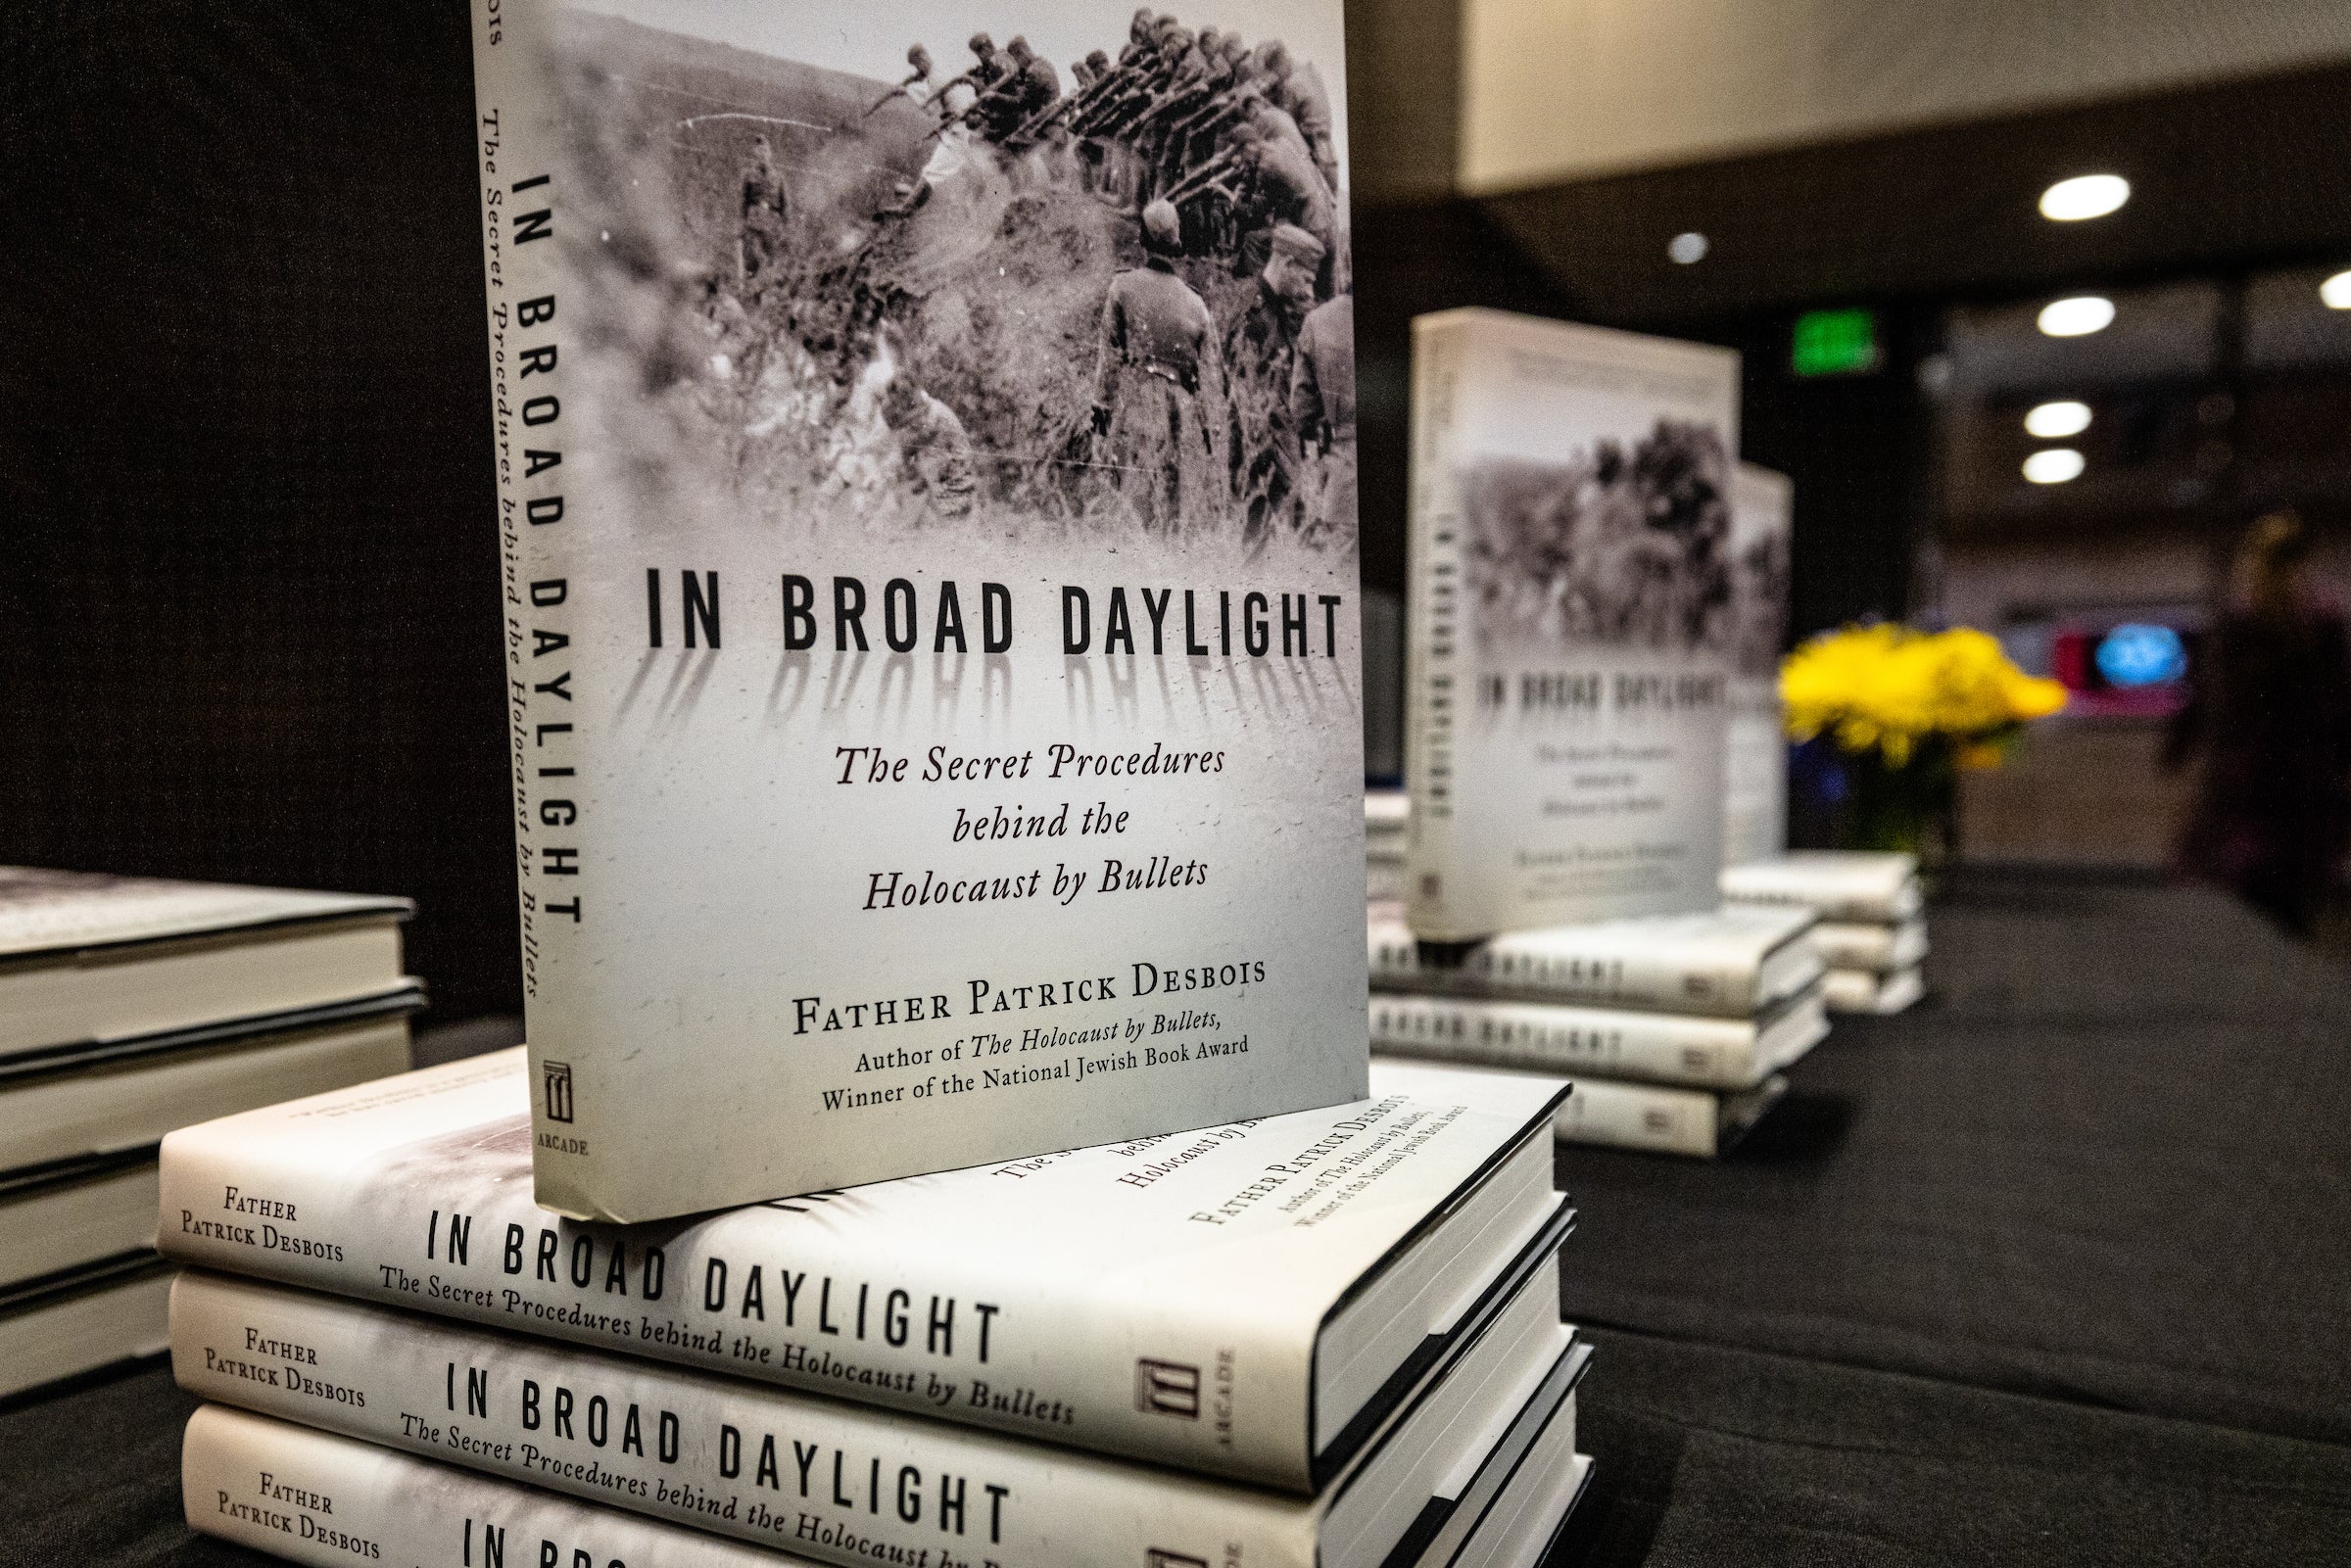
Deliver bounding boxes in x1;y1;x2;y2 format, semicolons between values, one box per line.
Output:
159;1049;1568;1489
2;993;417;1174
171;1259;1581;1568
1722;850;1923;924
0;866;409;1063
1416;1059;1788;1159
1824;965;1925;1016
1367;903;1820;1020
1404;309;1740;940
1369;985;1828;1091
1813;918;1928;974
1722;464;1792;866
183;1398;1594;1568
470;0;1368;1221
0;1253;174;1401
1;1149;160;1291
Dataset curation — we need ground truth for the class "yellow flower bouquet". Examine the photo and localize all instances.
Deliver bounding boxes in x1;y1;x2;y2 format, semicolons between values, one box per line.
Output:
1782;624;2067;852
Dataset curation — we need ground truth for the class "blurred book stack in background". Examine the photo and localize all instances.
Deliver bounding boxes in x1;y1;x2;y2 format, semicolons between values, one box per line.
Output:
0;866;416;1400
1379;310;1828;1159
1724;851;1926;1013
1368;901;1826;1156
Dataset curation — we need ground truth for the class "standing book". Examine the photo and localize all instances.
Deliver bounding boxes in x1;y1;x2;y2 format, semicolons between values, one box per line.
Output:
1722;464;1792;867
469;0;1368;1219
158;1049;1569;1489
1404;309;1740;939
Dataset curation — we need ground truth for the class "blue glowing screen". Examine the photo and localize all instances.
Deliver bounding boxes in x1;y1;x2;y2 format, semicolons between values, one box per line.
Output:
2095;623;2186;688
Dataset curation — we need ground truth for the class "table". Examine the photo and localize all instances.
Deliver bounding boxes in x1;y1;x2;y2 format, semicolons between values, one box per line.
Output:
7;868;2348;1565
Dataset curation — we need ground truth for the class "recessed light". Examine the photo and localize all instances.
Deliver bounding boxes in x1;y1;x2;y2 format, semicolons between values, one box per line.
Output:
1667;232;1708;265
2038;296;2115;337
2039;174;2130;221
2323;269;2351;309
2023;449;2086;485
2025;400;2092;439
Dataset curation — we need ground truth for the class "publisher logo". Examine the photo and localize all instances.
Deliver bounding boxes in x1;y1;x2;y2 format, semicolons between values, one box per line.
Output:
1146;1553;1209;1568
544;1061;575;1123
1135;1358;1200;1418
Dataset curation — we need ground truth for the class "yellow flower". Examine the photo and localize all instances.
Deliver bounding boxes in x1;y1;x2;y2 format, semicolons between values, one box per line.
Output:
1780;623;2066;763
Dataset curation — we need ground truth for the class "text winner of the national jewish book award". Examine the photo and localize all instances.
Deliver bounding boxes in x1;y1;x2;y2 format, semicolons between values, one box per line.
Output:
471;0;1368;1218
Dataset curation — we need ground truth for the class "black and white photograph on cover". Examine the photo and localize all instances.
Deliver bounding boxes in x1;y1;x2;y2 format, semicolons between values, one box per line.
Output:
1728;485;1791;684
1459;420;1736;655
539;0;1354;550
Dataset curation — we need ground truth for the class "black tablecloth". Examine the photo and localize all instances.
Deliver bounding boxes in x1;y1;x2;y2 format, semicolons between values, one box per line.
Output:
6;867;2349;1568
1561;1326;2351;1567
1555;866;2351;1448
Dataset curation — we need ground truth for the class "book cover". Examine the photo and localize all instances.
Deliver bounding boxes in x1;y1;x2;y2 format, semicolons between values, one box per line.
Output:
1404;309;1740;940
181;1393;1591;1568
1423;1060;1787;1158
1813;918;1927;974
159;1048;1566;1489
1367;902;1819;1019
1721;850;1924;923
471;0;1368;1222
1722;464;1791;867
1368;986;1827;1091
170;1258;1573;1568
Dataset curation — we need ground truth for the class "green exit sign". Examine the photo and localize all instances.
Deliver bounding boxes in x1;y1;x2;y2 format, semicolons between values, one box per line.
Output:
1792;309;1881;377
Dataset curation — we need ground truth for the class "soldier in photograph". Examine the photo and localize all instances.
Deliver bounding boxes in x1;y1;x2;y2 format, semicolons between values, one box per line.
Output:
1255;41;1338;189
863;43;936;119
1229;119;1336;291
1222;223;1322;540
739;134;790;285
881;373;979;521
1088;200;1223;531
1290;292;1355;543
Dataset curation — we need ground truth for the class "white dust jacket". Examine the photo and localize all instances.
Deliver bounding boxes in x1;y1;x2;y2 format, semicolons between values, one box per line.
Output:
158;1051;1566;1490
171;1264;1571;1568
469;0;1368;1219
1721;464;1792;868
1405;309;1740;940
185;1403;833;1568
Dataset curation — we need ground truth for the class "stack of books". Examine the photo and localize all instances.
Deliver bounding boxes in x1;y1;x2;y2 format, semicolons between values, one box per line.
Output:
1367;902;1828;1158
1723;851;1927;1015
166;1049;1594;1568
0;866;416;1399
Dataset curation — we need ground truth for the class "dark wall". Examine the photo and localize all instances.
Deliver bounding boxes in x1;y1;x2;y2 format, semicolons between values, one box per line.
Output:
0;2;520;1022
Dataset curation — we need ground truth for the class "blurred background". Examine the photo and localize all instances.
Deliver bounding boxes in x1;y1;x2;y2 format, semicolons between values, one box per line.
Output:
6;0;2351;1027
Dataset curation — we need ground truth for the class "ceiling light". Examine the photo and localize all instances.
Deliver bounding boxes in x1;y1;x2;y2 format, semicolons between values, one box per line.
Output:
1667;232;1708;265
2038;296;2115;337
2323;269;2351;309
2023;449;2086;485
2025;400;2092;439
2039;174;2130;221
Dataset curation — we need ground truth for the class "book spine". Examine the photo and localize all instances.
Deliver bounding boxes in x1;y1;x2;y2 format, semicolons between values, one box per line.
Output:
1551;1078;1721;1158
1403;318;1465;936
468;0;600;1219
183;1403;807;1568
154;1128;1315;1487
172;1272;1316;1568
1367;922;1756;1018
1368;994;1765;1090
1812;922;1897;972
